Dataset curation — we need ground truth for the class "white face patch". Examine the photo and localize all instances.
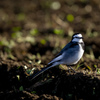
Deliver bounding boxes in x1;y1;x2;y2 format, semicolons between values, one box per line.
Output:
73;34;82;38
72;34;83;42
72;38;83;42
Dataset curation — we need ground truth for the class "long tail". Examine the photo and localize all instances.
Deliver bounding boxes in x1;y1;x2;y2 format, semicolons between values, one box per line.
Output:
31;62;59;80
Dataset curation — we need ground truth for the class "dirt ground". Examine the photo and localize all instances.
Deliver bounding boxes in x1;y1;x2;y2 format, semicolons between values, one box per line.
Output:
0;0;100;100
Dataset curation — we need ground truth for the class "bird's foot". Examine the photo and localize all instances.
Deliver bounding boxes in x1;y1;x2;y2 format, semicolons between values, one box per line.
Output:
68;66;76;73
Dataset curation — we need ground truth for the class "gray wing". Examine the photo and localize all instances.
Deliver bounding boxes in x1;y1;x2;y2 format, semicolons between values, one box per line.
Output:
55;42;72;58
48;42;79;65
48;42;73;65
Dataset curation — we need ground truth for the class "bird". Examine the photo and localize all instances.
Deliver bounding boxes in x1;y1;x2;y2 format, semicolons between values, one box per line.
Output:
31;33;84;80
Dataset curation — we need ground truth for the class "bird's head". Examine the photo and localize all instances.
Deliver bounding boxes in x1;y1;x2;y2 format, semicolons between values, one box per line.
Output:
72;33;83;43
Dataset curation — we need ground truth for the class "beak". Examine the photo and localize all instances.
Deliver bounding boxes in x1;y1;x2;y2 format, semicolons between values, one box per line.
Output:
80;37;83;39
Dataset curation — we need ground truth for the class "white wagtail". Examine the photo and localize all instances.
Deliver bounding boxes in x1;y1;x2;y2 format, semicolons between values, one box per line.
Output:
31;33;84;80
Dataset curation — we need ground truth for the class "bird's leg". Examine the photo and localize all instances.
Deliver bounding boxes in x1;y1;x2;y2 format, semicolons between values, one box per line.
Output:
68;65;76;73
68;67;71;73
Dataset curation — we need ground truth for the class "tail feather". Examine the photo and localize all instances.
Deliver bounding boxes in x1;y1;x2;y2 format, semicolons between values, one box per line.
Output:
31;63;54;80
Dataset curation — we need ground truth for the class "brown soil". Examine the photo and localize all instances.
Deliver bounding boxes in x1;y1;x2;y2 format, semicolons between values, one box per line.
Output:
0;0;100;100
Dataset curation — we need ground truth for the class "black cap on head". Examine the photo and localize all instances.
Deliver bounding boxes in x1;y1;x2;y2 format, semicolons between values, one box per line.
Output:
72;33;83;39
